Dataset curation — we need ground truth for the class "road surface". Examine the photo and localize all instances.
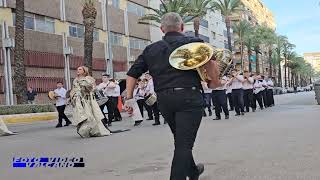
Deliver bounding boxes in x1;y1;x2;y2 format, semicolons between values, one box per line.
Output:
0;92;319;180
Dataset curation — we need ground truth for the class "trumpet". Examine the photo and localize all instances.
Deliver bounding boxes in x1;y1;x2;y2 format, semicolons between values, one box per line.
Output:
169;43;233;82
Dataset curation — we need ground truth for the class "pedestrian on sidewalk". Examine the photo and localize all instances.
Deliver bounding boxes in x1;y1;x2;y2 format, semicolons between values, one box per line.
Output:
26;87;37;104
54;82;72;128
125;12;221;180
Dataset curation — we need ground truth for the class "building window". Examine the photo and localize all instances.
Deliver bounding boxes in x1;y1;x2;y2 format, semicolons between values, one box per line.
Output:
110;32;123;46
212;31;216;40
200;18;208;28
129;37;149;50
111;0;120;9
13;12;55;33
127;2;145;16
69;24;99;41
69;24;84;38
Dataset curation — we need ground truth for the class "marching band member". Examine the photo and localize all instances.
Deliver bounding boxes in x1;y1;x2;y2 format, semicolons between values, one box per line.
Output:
242;71;255;113
261;75;268;108
133;79;146;126
212;76;229;120
226;75;234;111
230;69;245;116
144;74;161;126
110;79;122;122
54;81;72;128
266;76;275;107
201;81;213;117
97;73;114;126
253;75;264;111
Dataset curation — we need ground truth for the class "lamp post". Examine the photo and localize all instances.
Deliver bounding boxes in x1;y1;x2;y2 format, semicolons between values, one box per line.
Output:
62;33;73;90
2;21;14;105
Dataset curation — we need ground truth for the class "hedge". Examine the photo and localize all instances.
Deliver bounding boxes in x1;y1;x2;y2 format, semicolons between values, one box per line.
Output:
0;104;56;115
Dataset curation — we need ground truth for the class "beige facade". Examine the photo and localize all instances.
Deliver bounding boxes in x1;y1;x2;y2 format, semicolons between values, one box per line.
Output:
304;52;320;72
0;0;151;104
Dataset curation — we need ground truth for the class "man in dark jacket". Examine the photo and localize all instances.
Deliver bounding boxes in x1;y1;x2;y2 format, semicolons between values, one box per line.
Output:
124;12;220;180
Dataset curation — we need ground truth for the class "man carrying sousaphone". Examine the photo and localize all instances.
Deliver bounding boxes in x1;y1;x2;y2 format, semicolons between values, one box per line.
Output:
48;81;72;128
125;12;221;180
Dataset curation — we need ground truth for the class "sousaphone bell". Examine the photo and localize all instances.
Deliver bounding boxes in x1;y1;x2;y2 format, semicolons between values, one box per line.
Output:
169;43;233;82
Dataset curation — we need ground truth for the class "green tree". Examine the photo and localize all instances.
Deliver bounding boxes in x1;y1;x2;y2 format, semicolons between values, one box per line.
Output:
82;0;97;74
274;35;287;87
139;0;195;26
251;26;265;74
14;0;28;104
211;0;242;52
282;40;296;87
232;20;252;71
187;0;211;37
259;26;276;77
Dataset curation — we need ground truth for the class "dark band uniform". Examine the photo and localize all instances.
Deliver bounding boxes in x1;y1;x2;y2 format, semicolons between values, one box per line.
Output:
127;32;204;180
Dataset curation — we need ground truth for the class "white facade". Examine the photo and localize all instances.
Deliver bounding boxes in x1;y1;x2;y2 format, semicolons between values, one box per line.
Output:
148;0;228;48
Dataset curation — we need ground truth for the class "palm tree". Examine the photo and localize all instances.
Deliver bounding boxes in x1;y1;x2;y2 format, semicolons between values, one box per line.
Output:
259;26;276;77
211;0;242;52
243;27;254;72
274;35;287;87
82;0;97;74
251;26;264;74
232;20;252;71
282;40;295;87
14;0;28;104
187;0;211;37
139;0;195;26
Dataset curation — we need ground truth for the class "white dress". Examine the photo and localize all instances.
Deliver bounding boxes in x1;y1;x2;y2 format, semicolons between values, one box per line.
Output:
0;118;15;136
70;76;111;138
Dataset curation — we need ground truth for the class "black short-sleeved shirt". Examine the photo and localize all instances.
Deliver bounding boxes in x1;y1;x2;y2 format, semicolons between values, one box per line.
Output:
127;32;204;92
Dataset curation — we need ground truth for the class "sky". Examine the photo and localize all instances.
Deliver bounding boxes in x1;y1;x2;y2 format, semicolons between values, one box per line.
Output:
263;0;320;55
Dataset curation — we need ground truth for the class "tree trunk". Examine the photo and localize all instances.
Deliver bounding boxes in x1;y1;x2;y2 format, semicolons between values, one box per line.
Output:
225;17;233;52
248;49;252;73
240;42;244;71
14;0;27;104
255;47;260;74
278;58;282;87
82;3;97;75
268;47;272;77
284;56;287;87
194;17;200;37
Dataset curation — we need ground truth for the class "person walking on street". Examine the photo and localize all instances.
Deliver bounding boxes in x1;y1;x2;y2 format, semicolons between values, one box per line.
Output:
212;76;229;120
110;79;122;122
54;82;72;128
201;81;213;117
226;75;234;111
253;75;264;111
144;74;161;126
266;76;275;107
243;71;254;112
261;75;268;108
133;79;147;126
125;12;221;180
230;69;245;116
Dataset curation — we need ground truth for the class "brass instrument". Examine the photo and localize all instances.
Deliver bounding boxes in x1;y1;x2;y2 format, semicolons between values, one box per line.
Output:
169;43;233;81
48;91;58;100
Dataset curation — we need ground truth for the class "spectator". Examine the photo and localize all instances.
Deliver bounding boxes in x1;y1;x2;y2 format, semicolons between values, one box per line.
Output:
26;87;37;104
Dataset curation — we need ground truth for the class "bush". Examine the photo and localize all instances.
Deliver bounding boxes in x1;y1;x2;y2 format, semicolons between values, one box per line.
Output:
0;104;56;115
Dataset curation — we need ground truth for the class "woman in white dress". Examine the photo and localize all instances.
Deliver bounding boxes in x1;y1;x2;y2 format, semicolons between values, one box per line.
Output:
70;66;111;138
0;118;16;136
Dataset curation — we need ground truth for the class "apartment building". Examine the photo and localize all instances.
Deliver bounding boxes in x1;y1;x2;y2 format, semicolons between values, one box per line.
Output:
304;52;320;73
0;0;151;104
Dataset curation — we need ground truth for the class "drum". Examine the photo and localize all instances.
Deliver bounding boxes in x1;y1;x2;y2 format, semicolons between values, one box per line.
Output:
144;94;157;106
95;90;109;106
48;91;57;100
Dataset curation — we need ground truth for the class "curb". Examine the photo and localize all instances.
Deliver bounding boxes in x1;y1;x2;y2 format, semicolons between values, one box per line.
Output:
3;112;58;124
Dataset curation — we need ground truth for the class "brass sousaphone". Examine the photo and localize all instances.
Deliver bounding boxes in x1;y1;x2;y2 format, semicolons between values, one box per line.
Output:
169;42;233;81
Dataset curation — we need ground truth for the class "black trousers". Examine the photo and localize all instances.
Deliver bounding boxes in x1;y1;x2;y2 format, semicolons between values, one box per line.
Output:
137;99;145;118
227;93;234;110
157;88;203;180
148;102;160;123
232;89;245;114
105;97;115;124
212;90;229;118
262;89;268;108
56;105;71;124
253;92;264;110
267;89;275;106
111;96;122;120
243;89;254;112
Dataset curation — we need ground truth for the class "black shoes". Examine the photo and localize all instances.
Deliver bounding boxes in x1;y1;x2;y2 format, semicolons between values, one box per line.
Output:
134;120;143;126
146;117;154;121
64;121;72;126
235;113;240;116
225;115;229;119
190;163;205;180
152;123;161;126
241;112;245;115
208;111;212;116
213;117;221;120
55;124;62;128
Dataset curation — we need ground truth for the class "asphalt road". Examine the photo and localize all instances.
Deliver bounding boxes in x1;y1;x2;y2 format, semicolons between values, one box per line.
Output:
1;92;319;180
